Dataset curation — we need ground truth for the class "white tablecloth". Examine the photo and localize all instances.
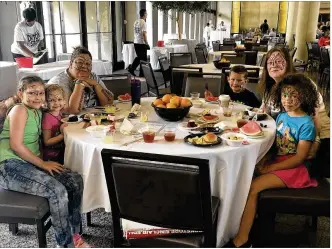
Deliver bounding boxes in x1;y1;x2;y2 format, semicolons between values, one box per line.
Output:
164;33;187;41
122;44;136;69
208;51;267;65
17;60;112;81
63;98;276;247
0;61;19;100
150;44;188;70
210;30;231;43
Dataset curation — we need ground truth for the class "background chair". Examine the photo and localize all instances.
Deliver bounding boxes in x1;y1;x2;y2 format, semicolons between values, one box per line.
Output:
183;72;224;97
101;149;220;248
212;41;220;52
289;47;297;59
0;188;51;247
99;74;131;99
219;44;235;51
223;53;246;64
257;150;330;247
243;51;258;65
170;66;203;96
141;61;170;97
252;45;268;52
170;52;193;67
195;47;208;64
158;56;171;88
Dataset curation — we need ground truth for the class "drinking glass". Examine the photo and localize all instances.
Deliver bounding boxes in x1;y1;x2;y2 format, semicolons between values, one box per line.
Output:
223;104;233;117
140;111;149;122
190;92;200;100
164;127;176;142
103;129;115;144
105;104;116;114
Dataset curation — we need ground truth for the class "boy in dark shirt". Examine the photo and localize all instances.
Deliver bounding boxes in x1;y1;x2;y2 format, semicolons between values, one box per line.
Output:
224;65;261;107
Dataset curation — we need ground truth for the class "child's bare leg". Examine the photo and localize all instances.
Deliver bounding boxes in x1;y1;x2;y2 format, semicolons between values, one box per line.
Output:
233;174;286;247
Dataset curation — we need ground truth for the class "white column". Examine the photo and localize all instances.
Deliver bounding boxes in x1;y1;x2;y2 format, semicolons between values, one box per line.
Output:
294;2;310;61
194;13;199;42
306;2;320;42
285;2;298;48
189;13;195;39
168;10;172;34
158;10;164;40
146;1;153;46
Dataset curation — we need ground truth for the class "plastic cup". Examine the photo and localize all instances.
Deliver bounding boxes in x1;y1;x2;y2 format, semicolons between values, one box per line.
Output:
237;119;248;128
223;104;233;117
190;92;200;100
164;127;176;142
219;95;230;107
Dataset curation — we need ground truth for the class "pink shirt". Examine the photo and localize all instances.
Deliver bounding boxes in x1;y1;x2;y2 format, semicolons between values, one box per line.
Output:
42;112;64;162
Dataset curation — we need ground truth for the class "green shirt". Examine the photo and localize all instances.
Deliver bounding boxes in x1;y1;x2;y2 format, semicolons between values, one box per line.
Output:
0;104;41;163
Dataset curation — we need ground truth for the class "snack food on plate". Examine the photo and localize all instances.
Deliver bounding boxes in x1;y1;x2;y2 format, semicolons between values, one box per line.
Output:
68;115;78;122
188;132;218;145
187;120;198;128
202;114;218;121
118;93;131;101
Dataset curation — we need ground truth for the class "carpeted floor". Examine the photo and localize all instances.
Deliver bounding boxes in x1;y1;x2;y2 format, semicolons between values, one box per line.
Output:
0;209;329;247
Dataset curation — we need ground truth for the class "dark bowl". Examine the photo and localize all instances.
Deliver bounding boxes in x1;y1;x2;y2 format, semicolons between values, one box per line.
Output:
213;60;231;69
151;103;192;122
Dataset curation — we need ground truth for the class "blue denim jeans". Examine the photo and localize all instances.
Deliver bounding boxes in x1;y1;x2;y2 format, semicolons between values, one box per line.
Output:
0;159;83;246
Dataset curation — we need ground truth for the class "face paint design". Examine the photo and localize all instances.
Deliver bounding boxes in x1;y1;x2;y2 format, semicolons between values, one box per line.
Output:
267;52;287;80
47;90;66;113
228;72;246;93
70;54;92;79
281;86;301;113
20;83;45;109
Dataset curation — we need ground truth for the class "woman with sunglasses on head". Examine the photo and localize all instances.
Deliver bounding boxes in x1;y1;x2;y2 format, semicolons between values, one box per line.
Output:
11;8;45;61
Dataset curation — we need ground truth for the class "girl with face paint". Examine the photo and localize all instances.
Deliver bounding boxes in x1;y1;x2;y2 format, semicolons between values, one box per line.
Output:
0;76;91;247
225;74;319;248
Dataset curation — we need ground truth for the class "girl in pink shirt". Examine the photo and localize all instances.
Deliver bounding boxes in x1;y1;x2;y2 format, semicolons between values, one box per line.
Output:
42;84;67;164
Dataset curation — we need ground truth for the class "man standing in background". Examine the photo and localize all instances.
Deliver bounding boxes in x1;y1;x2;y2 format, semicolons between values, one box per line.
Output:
11;8;44;61
260;19;269;34
128;9;150;77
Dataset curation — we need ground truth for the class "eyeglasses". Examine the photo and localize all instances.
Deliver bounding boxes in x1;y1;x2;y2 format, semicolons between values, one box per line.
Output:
73;60;92;69
26;91;45;97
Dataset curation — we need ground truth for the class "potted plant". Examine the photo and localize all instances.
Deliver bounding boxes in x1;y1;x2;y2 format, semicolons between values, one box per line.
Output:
152;2;210;40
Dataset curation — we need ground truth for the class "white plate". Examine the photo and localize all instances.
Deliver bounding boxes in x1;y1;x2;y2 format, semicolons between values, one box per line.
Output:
93;106;121;112
117;98;131;103
177;122;200;131
61;117;83;124
85;125;106;138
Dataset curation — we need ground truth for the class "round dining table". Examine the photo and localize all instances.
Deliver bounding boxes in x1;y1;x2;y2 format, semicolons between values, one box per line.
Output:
63;97;276;247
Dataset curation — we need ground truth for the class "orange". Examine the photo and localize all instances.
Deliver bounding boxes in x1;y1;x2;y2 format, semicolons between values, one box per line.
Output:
162;94;172;104
170;96;181;107
180;98;192;108
156;104;166;108
166;103;177;108
153;99;164;106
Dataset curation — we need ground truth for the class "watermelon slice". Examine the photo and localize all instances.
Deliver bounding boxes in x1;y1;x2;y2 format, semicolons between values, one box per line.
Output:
240;121;263;136
206;96;218;102
118;93;131;101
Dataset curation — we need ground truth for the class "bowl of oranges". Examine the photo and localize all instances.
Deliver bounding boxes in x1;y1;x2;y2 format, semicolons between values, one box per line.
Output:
151;94;192;121
213;58;231;69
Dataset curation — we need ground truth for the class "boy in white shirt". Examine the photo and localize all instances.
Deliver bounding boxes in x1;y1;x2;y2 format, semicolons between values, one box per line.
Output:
11;8;44;61
128;9;150;77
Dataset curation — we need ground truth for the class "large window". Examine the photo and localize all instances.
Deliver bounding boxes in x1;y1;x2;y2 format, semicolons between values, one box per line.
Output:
42;1;112;61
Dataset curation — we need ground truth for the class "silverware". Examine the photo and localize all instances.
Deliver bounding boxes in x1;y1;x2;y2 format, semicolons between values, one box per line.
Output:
120;124;165;146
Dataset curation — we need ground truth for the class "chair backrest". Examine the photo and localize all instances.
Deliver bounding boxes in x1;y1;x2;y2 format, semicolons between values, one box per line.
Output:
99;74;131;99
219;44;235;51
140;61;160;96
289;47;297;59
101;149;214;247
223;38;235;45
158;56;170;83
252;45;268;52
259;39;268;45
170;66;203;96
222;67;260;78
170;53;193;67
195;47;207;64
184;72;224;97
212;40;220;52
311;43;321;58
223;53;246;64
320;47;330;66
244;51;258;65
244;42;253;51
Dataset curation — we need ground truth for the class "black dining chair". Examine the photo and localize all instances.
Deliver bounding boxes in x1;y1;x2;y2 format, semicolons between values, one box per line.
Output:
158;56;171;88
243;51;258;65
99;74;131;100
195;47;208;64
222;53;246;64
219;44;235;51
169;52;193;67
101;149;220;248
140;61;170;97
170;66;203;96
183;72;225;97
212;40;220;52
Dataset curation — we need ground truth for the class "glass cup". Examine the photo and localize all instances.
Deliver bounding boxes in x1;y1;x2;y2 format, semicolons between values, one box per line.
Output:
105;104;116;114
142;125;157;143
140;111;149;122
164;127;176;142
237;119;249;128
219;94;230;108
103;129;115;144
223;103;233;117
190;92;200;100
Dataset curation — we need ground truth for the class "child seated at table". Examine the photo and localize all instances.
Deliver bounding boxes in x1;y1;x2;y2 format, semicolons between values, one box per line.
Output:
0;95;20;134
0;76;90;248
223;65;261;107
42;84;67;164
225;74;319;247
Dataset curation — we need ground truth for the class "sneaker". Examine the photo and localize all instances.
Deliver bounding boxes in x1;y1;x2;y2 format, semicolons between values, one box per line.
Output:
72;234;91;248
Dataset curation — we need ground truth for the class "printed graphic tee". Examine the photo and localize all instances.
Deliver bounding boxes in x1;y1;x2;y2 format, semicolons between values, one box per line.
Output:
133;19;147;44
11;21;44;56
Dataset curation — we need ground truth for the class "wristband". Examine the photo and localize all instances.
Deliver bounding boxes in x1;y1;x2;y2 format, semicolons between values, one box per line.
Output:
315;136;321;143
74;80;85;88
